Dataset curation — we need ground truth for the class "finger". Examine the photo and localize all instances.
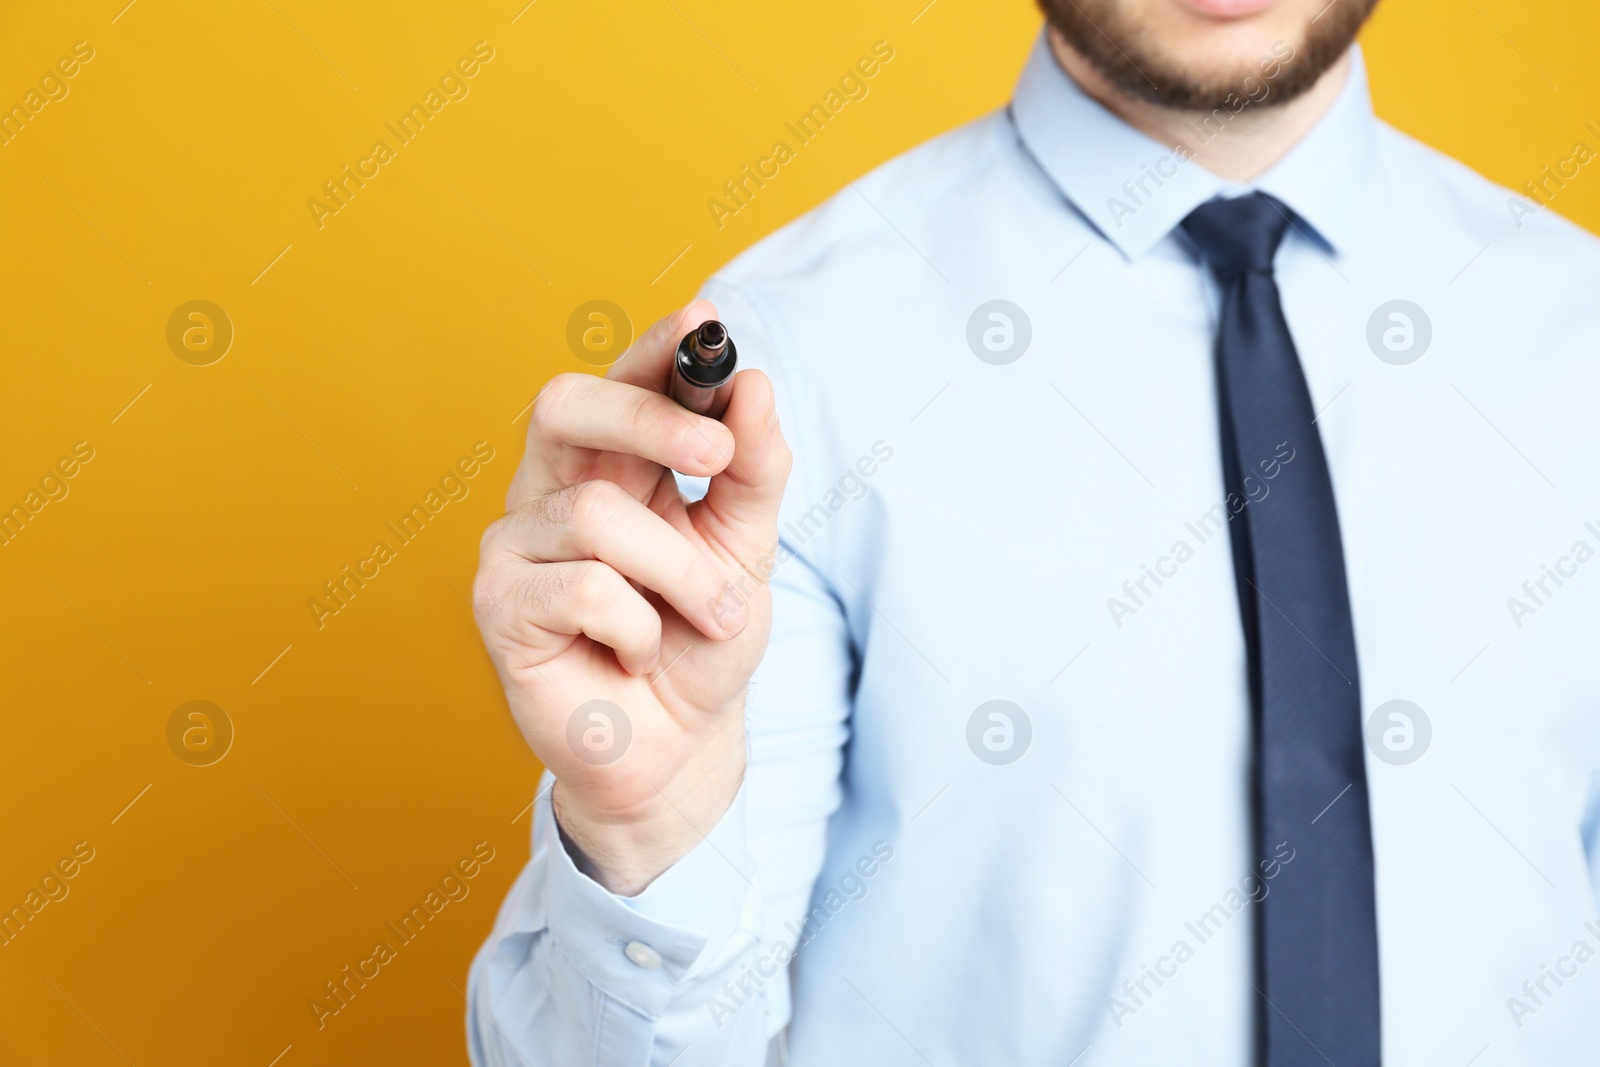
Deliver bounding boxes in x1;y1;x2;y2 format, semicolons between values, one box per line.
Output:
505;300;727;511
490;558;663;675
698;368;792;560
607;298;720;391
527;372;733;485
488;480;750;639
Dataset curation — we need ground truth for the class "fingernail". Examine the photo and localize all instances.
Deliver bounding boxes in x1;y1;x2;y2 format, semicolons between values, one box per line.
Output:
689;428;729;469
721;603;750;638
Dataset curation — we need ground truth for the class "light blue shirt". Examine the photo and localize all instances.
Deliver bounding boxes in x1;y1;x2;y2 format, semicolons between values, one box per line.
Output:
469;33;1600;1066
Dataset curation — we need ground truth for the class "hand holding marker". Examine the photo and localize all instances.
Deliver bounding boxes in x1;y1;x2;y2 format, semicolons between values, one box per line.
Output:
474;301;784;898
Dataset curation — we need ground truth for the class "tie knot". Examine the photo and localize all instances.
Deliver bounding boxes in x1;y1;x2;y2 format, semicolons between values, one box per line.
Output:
1181;192;1292;278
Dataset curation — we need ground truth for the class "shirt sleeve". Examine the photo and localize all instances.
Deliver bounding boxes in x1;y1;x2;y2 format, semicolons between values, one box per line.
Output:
465;280;857;1067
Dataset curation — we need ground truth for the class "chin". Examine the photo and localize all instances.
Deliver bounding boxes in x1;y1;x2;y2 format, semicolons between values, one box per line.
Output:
1040;0;1378;110
1154;0;1326;60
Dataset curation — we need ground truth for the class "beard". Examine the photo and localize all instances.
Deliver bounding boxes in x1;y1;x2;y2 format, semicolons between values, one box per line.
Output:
1037;0;1381;111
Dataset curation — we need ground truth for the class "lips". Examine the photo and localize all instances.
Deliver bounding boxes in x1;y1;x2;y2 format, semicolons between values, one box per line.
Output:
1177;0;1277;18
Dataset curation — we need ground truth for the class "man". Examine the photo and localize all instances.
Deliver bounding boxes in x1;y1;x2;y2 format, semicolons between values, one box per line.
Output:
467;0;1600;1062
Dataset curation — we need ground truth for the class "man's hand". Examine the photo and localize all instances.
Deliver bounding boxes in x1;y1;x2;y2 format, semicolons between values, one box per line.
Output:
474;300;790;896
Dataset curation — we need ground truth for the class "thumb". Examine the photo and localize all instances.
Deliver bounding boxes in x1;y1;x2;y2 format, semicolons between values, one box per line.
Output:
697;367;791;567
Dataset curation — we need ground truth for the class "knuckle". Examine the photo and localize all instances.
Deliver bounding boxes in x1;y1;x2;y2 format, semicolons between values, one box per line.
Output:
624;387;661;435
471;564;510;623
568;479;622;533
685;555;724;602
636;607;663;650
529;482;582;529
478;514;509;557
569;561;616;614
523;568;566;616
531;374;581;433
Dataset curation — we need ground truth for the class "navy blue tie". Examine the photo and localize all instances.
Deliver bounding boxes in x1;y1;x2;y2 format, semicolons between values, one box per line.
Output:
1182;193;1382;1066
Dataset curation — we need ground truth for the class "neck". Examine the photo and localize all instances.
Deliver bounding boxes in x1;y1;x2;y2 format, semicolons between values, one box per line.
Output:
1046;29;1351;183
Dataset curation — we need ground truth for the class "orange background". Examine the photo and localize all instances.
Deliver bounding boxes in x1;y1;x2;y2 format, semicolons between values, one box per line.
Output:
0;1;1595;1063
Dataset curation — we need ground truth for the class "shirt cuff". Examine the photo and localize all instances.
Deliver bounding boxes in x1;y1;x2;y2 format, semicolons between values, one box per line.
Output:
538;770;759;1020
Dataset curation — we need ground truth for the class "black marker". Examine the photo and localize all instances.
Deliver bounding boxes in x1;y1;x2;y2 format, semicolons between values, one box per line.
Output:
671;320;737;420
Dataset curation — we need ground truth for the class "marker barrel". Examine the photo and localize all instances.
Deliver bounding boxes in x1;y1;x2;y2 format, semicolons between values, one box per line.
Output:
671;320;738;420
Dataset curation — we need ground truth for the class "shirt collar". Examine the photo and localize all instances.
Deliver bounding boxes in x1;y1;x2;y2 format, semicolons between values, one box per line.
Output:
1009;30;1376;261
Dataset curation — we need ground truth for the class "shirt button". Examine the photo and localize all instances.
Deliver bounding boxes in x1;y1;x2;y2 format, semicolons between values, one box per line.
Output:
624;941;662;970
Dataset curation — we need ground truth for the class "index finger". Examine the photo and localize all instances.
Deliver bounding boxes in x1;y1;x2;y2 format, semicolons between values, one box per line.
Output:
607;299;721;392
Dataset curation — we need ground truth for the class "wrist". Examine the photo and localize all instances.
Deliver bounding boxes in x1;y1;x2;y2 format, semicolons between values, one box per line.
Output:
551;756;745;896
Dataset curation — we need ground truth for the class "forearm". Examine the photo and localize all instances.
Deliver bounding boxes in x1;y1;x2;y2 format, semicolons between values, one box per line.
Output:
467;775;773;1067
